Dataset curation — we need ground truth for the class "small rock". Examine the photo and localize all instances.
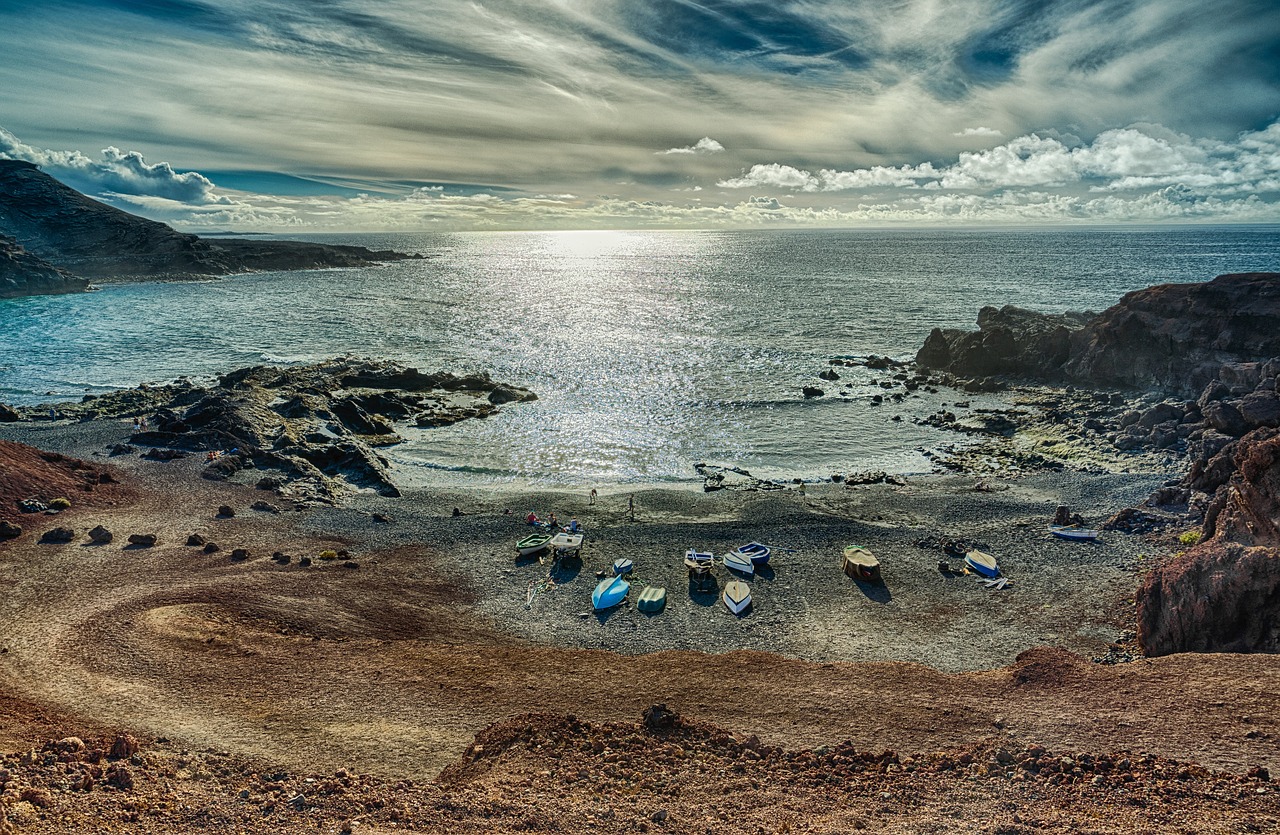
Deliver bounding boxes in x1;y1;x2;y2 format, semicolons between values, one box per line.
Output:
216;505;235;518
250;500;280;514
39;526;76;544
203;541;221;553
109;443;136;456
0;520;22;539
802;386;825;398
230;548;250;561
342;560;360;569
88;525;114;544
105;763;134;791
127;533;158;547
108;733;140;760
299;556;312;567
372;512;392;524
186;533;206;546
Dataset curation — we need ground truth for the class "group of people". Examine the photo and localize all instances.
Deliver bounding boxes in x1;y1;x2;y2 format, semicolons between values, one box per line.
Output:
525;510;581;533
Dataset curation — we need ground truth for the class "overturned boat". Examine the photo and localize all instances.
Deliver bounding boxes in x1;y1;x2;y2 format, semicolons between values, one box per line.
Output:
592;575;630;610
723;580;751;615
842;545;881;581
964;549;1000;578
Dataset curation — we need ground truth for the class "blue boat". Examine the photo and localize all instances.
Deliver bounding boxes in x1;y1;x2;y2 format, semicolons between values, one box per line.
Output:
964;549;1000;578
592;576;630;610
734;542;771;565
613;557;634;575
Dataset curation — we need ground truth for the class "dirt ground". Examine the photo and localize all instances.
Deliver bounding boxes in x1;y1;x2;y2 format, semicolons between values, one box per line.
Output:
0;421;1277;832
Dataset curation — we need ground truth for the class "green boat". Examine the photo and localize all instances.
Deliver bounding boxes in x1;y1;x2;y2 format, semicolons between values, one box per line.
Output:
515;532;553;557
637;586;667;613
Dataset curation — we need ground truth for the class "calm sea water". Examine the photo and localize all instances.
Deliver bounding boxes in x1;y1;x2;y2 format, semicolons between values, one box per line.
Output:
2;225;1278;485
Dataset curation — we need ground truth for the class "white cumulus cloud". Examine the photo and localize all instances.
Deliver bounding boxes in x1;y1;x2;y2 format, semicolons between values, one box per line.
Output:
0;127;228;204
660;137;725;155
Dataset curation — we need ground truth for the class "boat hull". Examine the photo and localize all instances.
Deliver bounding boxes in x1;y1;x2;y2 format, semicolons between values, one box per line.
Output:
964;550;1000;578
734;542;771;565
1050;528;1099;541
723;580;751;614
843;545;880;581
516;534;553;556
592;577;629;610
722;553;754;576
637;586;667;613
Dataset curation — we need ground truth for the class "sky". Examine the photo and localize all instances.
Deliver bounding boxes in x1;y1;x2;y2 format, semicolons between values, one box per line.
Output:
1;0;1278;231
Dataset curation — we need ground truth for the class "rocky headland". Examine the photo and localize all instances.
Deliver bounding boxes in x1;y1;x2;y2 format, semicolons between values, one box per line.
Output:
0;233;87;299
912;272;1280;657
0;160;420;296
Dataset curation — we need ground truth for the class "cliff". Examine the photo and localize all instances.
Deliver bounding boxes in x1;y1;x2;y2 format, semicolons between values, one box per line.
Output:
0;233;87;298
916;273;1280;396
0;159;419;297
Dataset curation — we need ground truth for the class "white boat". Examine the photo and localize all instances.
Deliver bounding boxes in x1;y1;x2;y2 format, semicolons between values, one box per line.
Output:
550;532;584;553
723;580;751;614
722;551;754;576
684;549;715;574
1050;526;1099;541
515;532;553;557
964;549;1000;578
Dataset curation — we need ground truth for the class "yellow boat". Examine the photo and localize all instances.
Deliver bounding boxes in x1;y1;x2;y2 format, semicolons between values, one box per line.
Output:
843;545;880;581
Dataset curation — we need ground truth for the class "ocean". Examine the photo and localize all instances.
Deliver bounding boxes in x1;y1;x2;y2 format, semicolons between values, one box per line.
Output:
2;225;1277;486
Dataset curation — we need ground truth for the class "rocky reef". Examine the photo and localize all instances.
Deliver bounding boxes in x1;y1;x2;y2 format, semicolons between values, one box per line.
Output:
0;233;87;298
917;273;1280;396
15;357;535;504
0;160;420;296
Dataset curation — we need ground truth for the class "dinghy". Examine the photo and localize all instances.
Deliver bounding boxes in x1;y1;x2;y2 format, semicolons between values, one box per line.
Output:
1050;526;1099;541
613;557;634;575
684;549;715;574
964;549;1000;578
550;532;584;554
723;580;751;615
842;545;881;581
515;532;553;557
637;586;667;613
733;542;771;565
592;575;629;610
722;551;755;576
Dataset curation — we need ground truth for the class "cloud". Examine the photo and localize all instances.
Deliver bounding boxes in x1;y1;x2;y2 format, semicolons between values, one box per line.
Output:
0;127;228;204
718;120;1280;197
954;127;1003;138
659;137;725;155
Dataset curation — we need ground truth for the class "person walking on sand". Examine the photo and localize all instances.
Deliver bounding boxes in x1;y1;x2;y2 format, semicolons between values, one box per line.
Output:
589;488;597;506
628;494;635;521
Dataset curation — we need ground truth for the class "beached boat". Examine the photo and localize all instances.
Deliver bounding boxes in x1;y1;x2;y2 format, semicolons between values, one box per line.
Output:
592;575;629;610
843;545;881;581
550;532;584;554
613;557;634;575
684;549;715;574
964;549;1000;578
723;580;751;614
1050;526;1100;541
515;532;553;556
733;541;771;565
637;586;667;613
722;551;755;576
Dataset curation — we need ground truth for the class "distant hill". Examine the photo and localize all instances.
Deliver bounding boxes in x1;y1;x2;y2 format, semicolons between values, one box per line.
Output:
0;159;419;298
0;232;88;299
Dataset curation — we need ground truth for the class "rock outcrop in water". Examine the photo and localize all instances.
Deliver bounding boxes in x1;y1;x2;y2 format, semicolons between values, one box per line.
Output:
917;273;1280;397
0;160;420;297
29;357;536;504
0;232;87;298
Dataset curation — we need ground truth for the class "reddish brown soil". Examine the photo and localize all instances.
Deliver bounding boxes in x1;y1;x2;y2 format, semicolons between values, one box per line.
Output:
0;441;133;523
0;438;1277;832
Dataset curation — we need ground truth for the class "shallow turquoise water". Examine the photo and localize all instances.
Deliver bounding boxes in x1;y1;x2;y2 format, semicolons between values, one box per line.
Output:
2;225;1278;484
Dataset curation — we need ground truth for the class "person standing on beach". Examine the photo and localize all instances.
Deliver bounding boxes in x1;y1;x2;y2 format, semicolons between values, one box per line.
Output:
628;494;635;521
589;488;597;505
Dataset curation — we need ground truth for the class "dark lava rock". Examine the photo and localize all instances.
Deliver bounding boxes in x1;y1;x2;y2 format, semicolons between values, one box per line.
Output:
143;447;186;461
217;505;236;518
230;548;249;561
0;520;22;539
127;533;157;547
108;443;136;456
250;500;280;514
801;386;824;398
0;401;23;422
186;533;206;546
87;525;113;544
299;556;312;567
39;526;75;543
372;512;393;524
0;227;87;300
817;368;840;381
342;560;360;569
1203;401;1250;437
203;541;221;553
0;159;419;289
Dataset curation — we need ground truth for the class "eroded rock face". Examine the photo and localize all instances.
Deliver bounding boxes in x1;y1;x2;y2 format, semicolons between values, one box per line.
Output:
0;232;87;299
916;274;1280;397
1138;429;1280;655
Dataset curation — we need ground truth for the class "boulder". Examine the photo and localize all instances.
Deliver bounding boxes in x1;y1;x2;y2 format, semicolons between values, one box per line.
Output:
1202;401;1250;437
0;402;22;422
39;526;75;543
108;733;140;760
87;525;114;544
203;542;221;553
801;386;824;398
217;505;235;518
1238;391;1280;429
0;520;21;539
127;533;157;547
230;548;249;561
186;533;206;546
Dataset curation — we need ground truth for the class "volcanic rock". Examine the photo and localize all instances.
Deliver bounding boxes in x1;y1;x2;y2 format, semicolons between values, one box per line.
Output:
87;525;113;544
0;401;23;422
127;533;157;547
39;526;75;543
0;520;21;539
0;159;420;297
